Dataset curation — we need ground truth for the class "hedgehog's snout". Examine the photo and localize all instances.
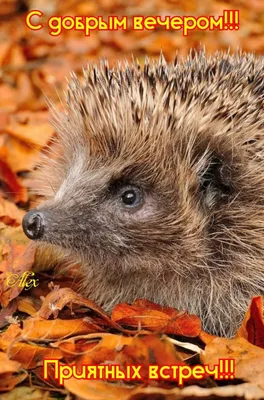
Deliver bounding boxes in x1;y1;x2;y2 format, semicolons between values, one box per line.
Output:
22;210;45;240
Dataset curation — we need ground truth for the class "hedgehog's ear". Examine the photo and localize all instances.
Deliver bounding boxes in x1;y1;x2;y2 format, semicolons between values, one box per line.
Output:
200;155;233;199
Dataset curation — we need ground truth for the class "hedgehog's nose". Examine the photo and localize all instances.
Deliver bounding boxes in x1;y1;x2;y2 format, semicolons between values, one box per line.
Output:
22;210;45;240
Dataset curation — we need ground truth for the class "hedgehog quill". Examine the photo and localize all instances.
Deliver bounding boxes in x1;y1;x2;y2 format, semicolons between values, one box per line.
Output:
22;51;264;337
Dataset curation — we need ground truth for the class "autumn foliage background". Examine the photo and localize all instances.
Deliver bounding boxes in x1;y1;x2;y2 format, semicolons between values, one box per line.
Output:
0;0;264;399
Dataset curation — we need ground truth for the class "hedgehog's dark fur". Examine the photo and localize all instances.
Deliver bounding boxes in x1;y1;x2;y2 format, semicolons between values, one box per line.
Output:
29;51;264;336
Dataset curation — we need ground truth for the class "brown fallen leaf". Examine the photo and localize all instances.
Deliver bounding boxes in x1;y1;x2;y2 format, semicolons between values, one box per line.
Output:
0;322;23;342
0;351;21;374
5;110;54;152
0;387;51;400
37;287;136;334
56;332;133;365
236;296;264;349
64;379;134;400
0;134;42;172
19;317;105;341
63;334;190;397
201;337;264;387
0;160;28;203
0;372;28;392
111;298;201;337
115;334;188;382
16;296;41;316
5;121;54;149
0;197;25;226
16;72;36;110
0;41;12;67
8;45;26;69
51;337;100;365
0;351;27;392
0;339;63;369
121;383;264;400
0;224;36;307
33;363;66;389
198;330;217;345
0;299;17;328
0;110;10;131
140;34;180;58
0;84;18;113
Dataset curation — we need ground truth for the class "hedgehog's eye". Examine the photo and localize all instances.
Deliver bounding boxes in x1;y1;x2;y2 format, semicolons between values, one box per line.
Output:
120;186;142;208
108;180;143;209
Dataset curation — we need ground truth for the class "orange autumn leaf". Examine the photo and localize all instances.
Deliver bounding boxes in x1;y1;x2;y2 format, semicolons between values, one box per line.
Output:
65;383;264;400
115;334;188;382
0;372;28;392
0;110;9;131
0;305;93;342
38;287;108;319
201;337;264;387
0;300;17;328
5;111;54;149
0;160;28;203
63;334;194;397
5;121;54;149
37;287;135;334
63;333;133;365
8;44;26;69
33;363;63;389
199;330;217;345
0;351;27;392
0;84;18;113
236;296;264;349
0;323;22;342
0;197;25;226
0;351;21;374
64;378;134;400
53;339;98;360
0;339;63;369
0;225;36;307
16;72;36;110
16;296;41;316
0;41;12;67
20;317;104;341
28;273;81;299
47;334;132;384
0;134;42;172
111;299;201;337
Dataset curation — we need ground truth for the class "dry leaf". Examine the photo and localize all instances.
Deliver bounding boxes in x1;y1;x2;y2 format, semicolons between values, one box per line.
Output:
20;317;105;340
0;387;51;400
0;225;36;307
37;287;134;334
0;351;21;374
0;339;63;369
0;160;28;203
5;120;54;149
0;372;28;392
0;197;25;226
0;351;27;392
112;299;201;337
236;296;264;349
201;337;264;387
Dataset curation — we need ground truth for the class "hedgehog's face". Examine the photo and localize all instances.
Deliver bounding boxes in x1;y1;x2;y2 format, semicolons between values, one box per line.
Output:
22;149;183;264
22;121;240;277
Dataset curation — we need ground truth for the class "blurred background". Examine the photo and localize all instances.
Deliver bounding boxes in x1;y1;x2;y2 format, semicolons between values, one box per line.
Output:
0;0;263;204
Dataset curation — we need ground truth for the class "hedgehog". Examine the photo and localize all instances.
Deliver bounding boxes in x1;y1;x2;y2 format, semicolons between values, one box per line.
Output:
22;51;264;337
